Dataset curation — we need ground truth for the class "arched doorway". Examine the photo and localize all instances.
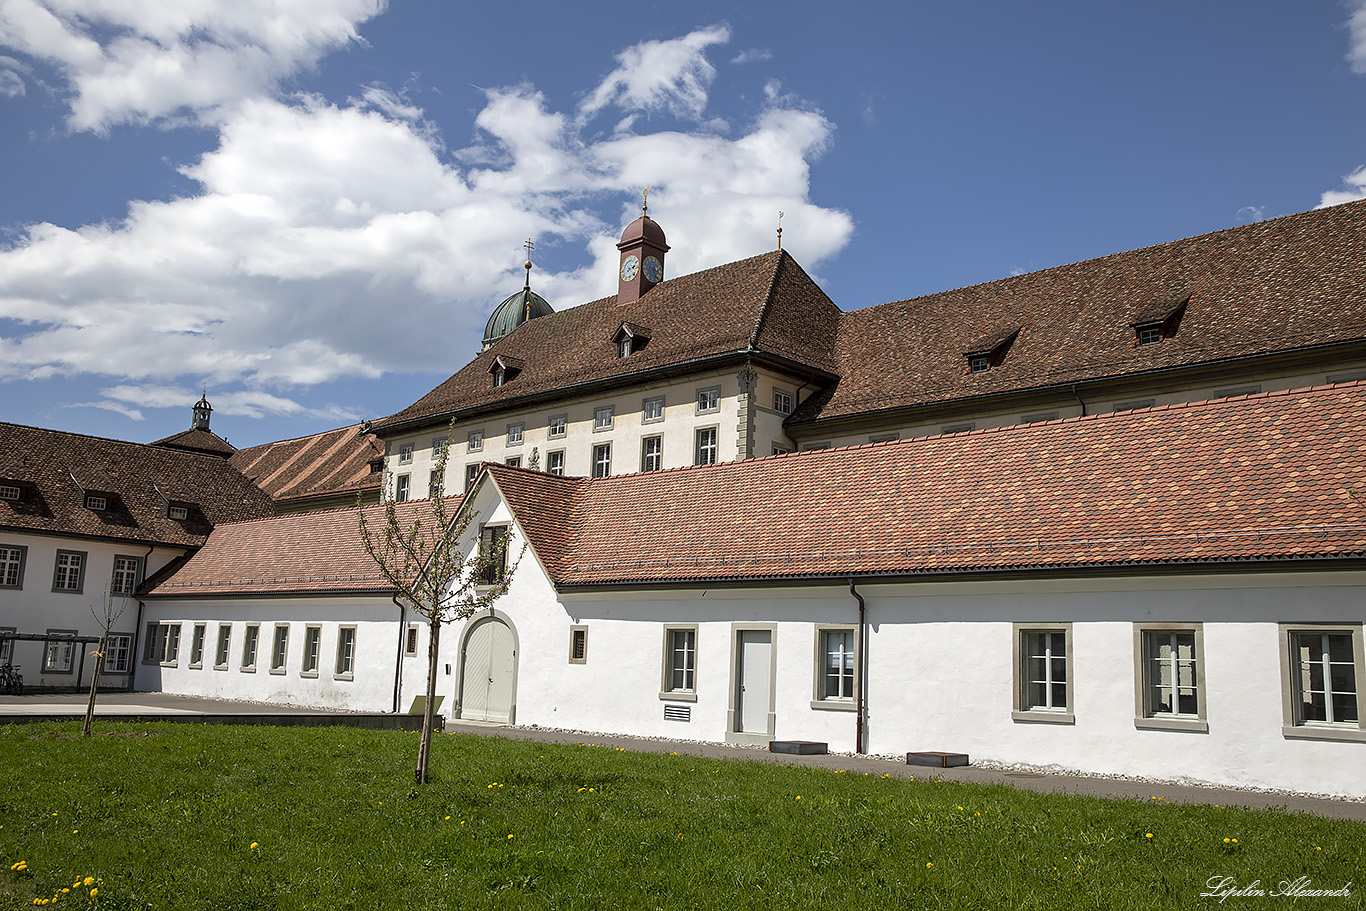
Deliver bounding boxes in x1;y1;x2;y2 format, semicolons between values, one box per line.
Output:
458;614;517;723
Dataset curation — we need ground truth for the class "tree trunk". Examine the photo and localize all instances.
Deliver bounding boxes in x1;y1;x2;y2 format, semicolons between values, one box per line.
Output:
82;636;105;737
415;616;442;784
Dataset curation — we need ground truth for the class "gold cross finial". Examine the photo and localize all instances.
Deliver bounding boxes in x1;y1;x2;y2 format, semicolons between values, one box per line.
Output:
642;187;650;216
777;211;784;250
523;238;534;272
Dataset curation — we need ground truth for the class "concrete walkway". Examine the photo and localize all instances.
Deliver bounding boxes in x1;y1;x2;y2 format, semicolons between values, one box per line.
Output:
4;692;1363;821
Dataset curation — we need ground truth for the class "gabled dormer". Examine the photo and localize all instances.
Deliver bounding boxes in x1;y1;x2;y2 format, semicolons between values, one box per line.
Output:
70;467;118;512
490;355;526;388
963;328;1020;374
612;322;652;358
1131;296;1189;347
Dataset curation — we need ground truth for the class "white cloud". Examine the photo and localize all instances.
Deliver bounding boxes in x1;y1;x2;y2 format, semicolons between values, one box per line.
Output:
1319;165;1366;207
578;24;731;123
0;22;853;423
0;53;24;95
731;48;772;65
1348;0;1366;74
0;0;385;130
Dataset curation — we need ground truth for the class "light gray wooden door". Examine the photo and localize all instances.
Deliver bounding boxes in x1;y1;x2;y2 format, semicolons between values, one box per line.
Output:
460;617;516;723
736;630;772;734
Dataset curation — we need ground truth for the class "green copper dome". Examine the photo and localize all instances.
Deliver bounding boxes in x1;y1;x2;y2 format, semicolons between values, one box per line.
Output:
483;285;553;347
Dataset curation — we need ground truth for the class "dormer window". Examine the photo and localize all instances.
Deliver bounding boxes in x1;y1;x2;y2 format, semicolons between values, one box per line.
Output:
963;328;1020;375
85;495;107;511
612;322;652;359
1135;323;1164;346
1131;297;1188;347
168;505;189;521
489;355;525;388
968;355;991;374
0;485;19;501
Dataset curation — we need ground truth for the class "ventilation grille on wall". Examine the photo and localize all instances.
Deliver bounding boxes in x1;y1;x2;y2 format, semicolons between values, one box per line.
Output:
663;704;691;723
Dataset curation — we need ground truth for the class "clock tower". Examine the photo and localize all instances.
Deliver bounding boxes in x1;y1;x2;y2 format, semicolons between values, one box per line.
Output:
616;190;669;305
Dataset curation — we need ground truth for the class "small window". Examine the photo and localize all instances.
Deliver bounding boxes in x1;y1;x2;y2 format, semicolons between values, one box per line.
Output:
696;386;720;414
302;626;322;675
335;627;356;679
569;626;588;664
188;624;207;668
1135;625;1207;732
641;436;663;472
642;396;665;423
464;464;480;491
816;627;857;704
617;337;633;358
142;623;180;667
771;444;792;456
773;389;793;414
1113;399;1155;413
0;485;20;501
941;422;975;435
1013;625;1074;724
214;624;232;669
492;366;506;388
662;627;697;698
1136;324;1164;346
507;423;524;446
432;437;449;458
111;555;141;595
0;545;27;589
1023;411;1059;424
85;494;107;511
695;427;718;465
105;633;132;674
0;626;13;664
395;474;411;503
594;405;614;430
968;355;991;373
868;433;899;444
467;430;484;452
52;550;85;593
399;443;414;464
405;625;420;658
242;624;260;671
428;469;444;497
478;525;510;585
270;625;289;673
548;414;568;439
43;630;77;674
1280;626;1363;738
505;456;522;468
547;450;565;476
168;505;189;521
592;443;612;478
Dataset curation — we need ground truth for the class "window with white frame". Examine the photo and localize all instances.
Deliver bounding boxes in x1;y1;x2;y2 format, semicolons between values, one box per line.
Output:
336;626;356;678
0;545;26;589
1135;626;1206;731
270;624;289;673
242;624;260;670
592;443;611;478
594;405;614;430
696;386;720;413
548;414;567;439
817;627;856;703
695;427;718;465
188;623;206;668
505;456;521;468
464;464;480;491
0;484;20;501
302;626;322;675
168;505;189;521
642;396;664;423
432;436;449;458
478;525;509;585
395;474;411;503
662;626;697;698
52;550;85;593
1280;625;1363;739
214;624;231;669
641;436;662;472
105;633;132;674
399;443;414;464
773;388;794;414
428;469;444;497
547;450;565;476
142;622;181;666
43;630;77;673
85;494;107;511
507;423;524;446
111;555;141;595
468;429;484;452
1013;625;1073;723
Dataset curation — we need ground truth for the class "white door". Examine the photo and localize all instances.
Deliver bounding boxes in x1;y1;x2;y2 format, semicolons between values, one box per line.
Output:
460;617;516;723
736;630;772;734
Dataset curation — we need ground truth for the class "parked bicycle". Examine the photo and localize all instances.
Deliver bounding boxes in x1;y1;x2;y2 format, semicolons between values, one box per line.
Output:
0;664;22;695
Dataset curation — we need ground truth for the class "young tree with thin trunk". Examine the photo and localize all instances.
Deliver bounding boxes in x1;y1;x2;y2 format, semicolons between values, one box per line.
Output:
84;581;128;736
358;427;519;784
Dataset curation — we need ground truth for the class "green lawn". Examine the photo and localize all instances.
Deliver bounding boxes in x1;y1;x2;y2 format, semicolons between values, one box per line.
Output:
0;722;1361;910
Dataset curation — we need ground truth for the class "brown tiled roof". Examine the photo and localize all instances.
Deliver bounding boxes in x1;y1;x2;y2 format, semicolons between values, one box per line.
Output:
230;424;384;506
141;497;457;596
489;382;1366;586
376;251;841;431
0;423;275;547
152;427;237;456
798;201;1366;425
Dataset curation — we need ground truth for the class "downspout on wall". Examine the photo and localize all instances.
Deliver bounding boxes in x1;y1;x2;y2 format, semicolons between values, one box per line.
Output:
392;596;407;714
849;578;866;754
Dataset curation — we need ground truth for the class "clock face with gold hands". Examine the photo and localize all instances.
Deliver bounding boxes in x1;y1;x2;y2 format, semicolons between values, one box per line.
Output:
643;255;663;283
620;255;640;281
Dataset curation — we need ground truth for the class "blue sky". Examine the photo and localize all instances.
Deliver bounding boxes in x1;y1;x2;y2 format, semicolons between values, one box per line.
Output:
3;2;1366;449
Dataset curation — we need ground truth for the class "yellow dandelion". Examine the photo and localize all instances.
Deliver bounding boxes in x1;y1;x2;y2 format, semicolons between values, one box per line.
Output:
90;889;97;898
72;829;78;834
926;862;933;868
1231;838;1238;844
1316;846;1322;851
250;842;259;850
956;805;963;811
1145;833;1153;839
83;877;94;887
795;795;801;801
445;816;451;820
507;834;514;840
1223;838;1231;844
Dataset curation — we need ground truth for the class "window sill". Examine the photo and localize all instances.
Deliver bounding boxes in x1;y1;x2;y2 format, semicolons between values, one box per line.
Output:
642;416;664;424
334;673;354;682
811;699;857;712
659;691;697;703
300;670;318;679
213;664;228;671
269;667;286;675
159;660;178;668
1012;710;1075;725
1281;724;1366;744
240;666;256;674
1135;716;1208;734
188;662;202;670
592;425;613;433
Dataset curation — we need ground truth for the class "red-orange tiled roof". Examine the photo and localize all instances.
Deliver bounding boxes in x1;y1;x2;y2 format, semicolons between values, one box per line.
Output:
151;427;237;456
230;424;384;506
490;382;1366;586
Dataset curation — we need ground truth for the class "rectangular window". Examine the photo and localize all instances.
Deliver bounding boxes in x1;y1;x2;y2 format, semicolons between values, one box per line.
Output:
163;624;180;665
395;474;411;502
43;630;77;674
478;525;509;585
663;627;697;698
1280;627;1363;739
773;389;793;414
214;624;232;669
52;550;85;593
569;626;588;664
335;627;356;678
467;429;484;452
111;555;142;595
592;443;611;478
0;627;14;664
1137;324;1163;346
641;436;663;472
507;423;524;445
696;386;720;413
0;485;19;501
85;494;107;511
188;623;207;669
242;624;260;671
428;469;443;497
548;414;567;439
1134;626;1206;732
594;405;614;430
772;444;792;456
432;436;449;458
547;450;565;476
642;396;665;423
270;624;289;673
695;427;718;465
105;633;132;674
1013;625;1074;723
818;628;856;702
398;443;414;464
302;626;322;675
141;622;180;666
168;505;189;521
0;545;26;589
465;463;480;491
505;456;522;468
405;625;419;657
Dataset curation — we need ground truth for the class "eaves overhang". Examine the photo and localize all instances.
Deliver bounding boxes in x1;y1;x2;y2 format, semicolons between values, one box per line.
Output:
0;524;201;552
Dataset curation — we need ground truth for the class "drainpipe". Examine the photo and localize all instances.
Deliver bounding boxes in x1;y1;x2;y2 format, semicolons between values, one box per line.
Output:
392;596;406;714
130;543;155;692
849;578;866;754
783;373;818;453
1072;384;1087;417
